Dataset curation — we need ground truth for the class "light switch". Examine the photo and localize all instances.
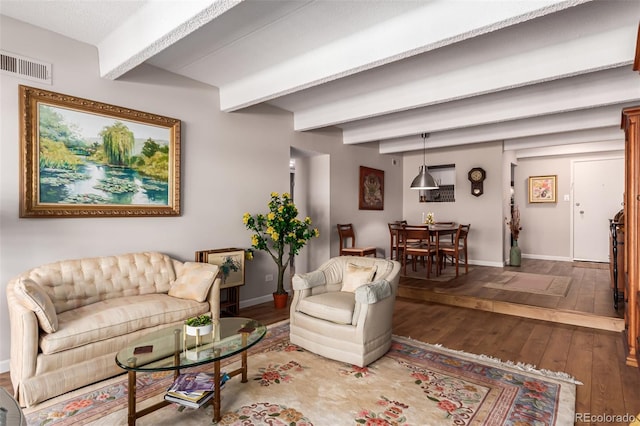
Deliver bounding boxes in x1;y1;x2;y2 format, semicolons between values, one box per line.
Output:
563;194;570;202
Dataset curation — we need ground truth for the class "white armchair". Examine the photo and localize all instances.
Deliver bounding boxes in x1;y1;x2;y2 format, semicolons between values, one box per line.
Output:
289;256;401;367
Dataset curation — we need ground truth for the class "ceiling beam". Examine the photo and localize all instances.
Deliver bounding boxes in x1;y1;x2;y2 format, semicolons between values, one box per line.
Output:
290;2;636;131
379;103;633;154
342;67;639;144
217;0;586;112
98;0;241;80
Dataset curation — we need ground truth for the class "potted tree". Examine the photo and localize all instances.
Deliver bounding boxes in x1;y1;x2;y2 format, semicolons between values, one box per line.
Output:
243;192;319;308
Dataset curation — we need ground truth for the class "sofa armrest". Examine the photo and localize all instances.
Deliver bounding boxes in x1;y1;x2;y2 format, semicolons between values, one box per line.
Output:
6;280;40;401
206;275;222;320
354;280;392;304
292;270;326;291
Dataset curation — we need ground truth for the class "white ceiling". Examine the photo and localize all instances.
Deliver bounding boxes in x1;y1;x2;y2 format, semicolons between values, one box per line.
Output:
2;0;639;155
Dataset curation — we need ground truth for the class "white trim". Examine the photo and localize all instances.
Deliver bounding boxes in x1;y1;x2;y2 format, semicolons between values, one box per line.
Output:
522;253;573;262
240;294;279;309
469;260;504;268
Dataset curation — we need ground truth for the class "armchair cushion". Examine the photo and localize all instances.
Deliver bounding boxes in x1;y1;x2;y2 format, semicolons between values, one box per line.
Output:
296;292;355;325
169;262;218;302
15;278;58;333
341;263;377;292
354;279;392;304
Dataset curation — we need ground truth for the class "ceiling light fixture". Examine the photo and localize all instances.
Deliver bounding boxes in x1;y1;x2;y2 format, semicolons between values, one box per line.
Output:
410;133;439;190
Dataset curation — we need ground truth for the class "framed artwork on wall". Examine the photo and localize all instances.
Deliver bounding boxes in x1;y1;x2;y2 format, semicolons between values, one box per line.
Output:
528;175;557;203
359;166;384;210
19;85;181;218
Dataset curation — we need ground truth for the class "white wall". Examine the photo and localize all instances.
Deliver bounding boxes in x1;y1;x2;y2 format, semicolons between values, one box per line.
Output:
513;150;624;260
0;17;403;370
403;141;505;266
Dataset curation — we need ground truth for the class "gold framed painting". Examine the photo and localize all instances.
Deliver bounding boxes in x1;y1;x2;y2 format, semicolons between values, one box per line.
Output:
359;166;384;210
528;175;557;203
195;248;246;289
19;85;181;217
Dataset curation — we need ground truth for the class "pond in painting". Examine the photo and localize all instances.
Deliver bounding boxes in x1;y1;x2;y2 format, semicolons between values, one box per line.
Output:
39;158;168;205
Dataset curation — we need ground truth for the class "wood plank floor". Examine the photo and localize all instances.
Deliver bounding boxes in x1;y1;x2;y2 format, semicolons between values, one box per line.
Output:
399;258;625;331
2;260;638;423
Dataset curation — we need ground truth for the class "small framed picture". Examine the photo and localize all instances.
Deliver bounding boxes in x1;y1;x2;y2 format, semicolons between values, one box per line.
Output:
195;248;245;289
359;166;384;210
528;175;557;203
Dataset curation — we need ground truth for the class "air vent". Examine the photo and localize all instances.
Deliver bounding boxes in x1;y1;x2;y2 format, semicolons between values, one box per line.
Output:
1;50;51;84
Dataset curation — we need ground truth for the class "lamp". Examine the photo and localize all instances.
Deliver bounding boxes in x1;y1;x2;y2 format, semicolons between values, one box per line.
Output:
410;133;439;190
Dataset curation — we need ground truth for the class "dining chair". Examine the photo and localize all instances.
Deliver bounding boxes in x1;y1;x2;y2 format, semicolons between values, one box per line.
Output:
434;221;456;244
438;224;470;277
399;226;437;278
337;223;377;257
388;221;407;260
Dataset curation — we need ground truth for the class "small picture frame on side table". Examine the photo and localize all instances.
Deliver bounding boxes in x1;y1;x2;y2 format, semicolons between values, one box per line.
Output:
195;248;246;316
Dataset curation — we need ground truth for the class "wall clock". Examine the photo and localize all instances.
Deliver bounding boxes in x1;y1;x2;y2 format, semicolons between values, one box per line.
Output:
468;167;486;197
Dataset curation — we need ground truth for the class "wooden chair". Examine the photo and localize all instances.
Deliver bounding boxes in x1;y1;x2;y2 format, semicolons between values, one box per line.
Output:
388;221;407;260
337;223;377;257
399;226;437;278
438;224;470;277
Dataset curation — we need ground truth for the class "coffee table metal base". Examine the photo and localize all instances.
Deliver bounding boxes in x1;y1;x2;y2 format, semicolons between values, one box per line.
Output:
126;333;250;425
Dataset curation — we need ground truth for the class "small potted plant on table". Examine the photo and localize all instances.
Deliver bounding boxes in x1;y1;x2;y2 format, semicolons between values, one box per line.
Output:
185;314;213;336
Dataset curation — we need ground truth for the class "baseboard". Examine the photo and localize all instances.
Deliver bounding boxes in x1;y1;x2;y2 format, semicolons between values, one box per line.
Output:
0;359;9;374
240;293;286;309
468;259;504;268
522;254;573;262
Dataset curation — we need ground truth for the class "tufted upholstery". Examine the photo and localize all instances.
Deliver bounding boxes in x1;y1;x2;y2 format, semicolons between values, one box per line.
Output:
289;256;400;367
6;252;221;407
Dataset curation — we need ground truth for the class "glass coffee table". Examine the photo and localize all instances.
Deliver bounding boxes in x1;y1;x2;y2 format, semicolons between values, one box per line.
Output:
115;317;266;425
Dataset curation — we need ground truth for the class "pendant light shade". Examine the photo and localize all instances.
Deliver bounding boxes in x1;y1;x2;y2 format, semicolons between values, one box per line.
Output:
410;133;439;190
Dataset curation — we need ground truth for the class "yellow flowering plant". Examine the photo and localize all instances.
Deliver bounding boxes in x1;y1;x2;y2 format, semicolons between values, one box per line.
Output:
243;192;319;295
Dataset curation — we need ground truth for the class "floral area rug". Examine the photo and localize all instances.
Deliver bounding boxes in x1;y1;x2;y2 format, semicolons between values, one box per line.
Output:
25;321;578;425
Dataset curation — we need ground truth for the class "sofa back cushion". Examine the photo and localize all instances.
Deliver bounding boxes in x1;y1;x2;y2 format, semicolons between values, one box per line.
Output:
21;252;177;314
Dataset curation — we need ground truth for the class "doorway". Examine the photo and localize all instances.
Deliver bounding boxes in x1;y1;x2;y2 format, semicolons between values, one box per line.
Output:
572;157;624;262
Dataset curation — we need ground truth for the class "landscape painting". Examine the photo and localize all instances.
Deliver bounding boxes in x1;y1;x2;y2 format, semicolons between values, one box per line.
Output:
19;85;181;217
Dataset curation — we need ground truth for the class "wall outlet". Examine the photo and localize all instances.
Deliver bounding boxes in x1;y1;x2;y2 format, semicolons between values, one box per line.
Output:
265;274;273;282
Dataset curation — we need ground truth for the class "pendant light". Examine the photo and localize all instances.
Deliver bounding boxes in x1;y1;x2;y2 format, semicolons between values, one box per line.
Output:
410;133;439;190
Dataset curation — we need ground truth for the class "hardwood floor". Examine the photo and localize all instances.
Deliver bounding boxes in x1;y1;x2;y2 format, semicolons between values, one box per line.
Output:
2;262;639;422
399;258;625;332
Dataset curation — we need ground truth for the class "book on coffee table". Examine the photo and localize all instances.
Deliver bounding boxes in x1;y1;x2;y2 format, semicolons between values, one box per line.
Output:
164;391;214;408
165;372;230;408
168;372;216;393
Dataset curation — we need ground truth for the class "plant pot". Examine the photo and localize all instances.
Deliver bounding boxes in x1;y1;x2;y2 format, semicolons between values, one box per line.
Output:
185;323;213;337
273;292;289;309
510;241;521;267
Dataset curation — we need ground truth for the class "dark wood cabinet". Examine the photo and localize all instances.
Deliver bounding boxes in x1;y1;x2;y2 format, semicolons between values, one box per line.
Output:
621;105;640;368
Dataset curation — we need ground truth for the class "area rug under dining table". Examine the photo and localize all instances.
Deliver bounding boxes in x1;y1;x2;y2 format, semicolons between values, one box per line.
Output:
24;321;578;426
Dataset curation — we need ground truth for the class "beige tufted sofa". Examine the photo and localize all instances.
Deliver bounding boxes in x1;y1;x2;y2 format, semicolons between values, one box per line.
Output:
6;251;221;407
289;256;401;367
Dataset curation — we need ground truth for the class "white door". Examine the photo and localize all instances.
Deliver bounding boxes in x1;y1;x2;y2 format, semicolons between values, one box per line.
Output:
573;158;624;262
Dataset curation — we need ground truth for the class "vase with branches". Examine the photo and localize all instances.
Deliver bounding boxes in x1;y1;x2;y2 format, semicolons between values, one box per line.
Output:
505;204;523;266
505;204;522;242
243;192;319;298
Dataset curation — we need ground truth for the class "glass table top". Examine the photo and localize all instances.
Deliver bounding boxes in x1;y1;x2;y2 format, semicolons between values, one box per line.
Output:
115;317;266;372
